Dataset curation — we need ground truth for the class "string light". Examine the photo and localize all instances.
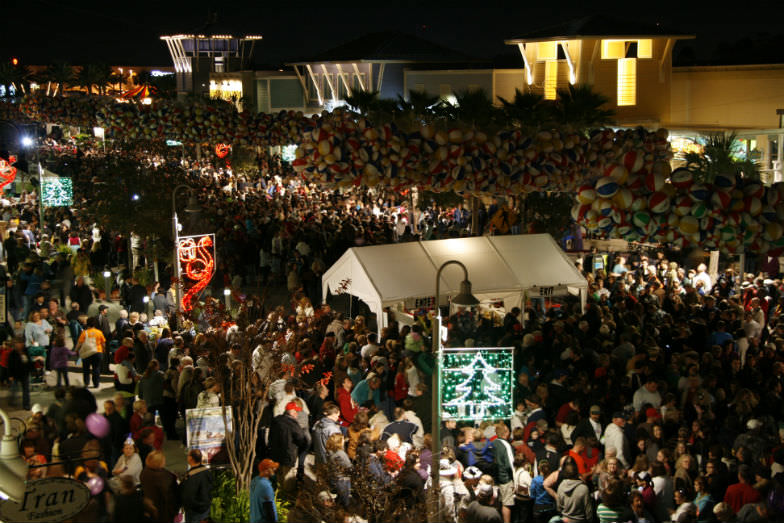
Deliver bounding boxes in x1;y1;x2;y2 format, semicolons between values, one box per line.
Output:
177;235;216;311
441;348;514;422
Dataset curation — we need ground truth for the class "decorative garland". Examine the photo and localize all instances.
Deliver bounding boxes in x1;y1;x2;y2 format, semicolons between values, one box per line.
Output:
10;94;784;254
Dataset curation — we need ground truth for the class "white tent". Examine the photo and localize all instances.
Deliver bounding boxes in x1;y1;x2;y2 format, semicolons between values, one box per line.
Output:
322;234;588;331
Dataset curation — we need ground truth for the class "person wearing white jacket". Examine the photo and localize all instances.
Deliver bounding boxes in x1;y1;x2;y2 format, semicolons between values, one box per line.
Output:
602;412;630;468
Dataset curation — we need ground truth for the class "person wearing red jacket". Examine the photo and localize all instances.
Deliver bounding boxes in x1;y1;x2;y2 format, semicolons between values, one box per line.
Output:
337;376;358;425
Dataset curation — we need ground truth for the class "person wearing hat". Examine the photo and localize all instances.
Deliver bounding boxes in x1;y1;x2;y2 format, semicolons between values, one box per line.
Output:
438;457;470;522
250;458;279;523
267;401;308;494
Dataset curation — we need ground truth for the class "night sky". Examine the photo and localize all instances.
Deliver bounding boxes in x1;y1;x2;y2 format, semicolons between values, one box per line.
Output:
4;2;784;68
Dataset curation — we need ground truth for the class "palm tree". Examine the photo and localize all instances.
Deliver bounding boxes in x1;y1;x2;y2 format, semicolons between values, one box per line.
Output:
554;84;614;130
435;88;500;130
344;90;381;115
684;132;759;184
76;64;113;95
43;61;75;96
498;89;553;130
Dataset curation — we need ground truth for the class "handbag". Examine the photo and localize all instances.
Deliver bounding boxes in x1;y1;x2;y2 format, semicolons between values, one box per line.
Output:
78;333;98;359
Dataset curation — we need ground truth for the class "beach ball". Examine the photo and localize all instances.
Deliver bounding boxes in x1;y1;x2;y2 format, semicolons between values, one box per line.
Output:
596;199;614;216
649;192;671;214
691;202;708;219
585;210;599;230
627;174;643;191
606;163;629;184
670;168;693;189
674;196;692;216
667;213;680;228
714;173;736;191
631;195;648;211
744;197;762;216
623;151;644;173
577;185;597;204
645;171;666;193
571;203;591;221
595;177;619;198
743;182;764;199
765;222;783;241
689;184;710;202
612;188;634;210
679;215;700;236
711;191;731;210
633;211;652;229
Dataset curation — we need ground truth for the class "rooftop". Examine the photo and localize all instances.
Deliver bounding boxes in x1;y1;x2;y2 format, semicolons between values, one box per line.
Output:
288;31;473;64
505;14;694;43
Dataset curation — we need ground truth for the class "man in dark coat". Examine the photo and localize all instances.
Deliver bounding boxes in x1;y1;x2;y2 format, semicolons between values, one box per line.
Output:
268;401;308;493
180;449;213;523
69;277;93;316
126;277;147;314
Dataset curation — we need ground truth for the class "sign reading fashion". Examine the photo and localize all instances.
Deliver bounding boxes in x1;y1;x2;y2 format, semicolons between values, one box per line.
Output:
0;477;90;522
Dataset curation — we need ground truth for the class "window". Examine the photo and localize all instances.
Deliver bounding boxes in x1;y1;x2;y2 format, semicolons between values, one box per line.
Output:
544;61;558;100
617;58;636;106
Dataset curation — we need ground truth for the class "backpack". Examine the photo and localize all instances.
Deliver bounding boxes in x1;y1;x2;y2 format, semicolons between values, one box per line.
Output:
77;331;98;359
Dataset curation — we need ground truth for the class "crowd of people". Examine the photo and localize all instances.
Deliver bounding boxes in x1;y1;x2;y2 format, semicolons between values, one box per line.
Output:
1;133;784;523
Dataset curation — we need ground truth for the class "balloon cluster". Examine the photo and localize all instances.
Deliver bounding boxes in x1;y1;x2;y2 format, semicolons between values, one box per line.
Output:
19;93;315;147
291;111;672;196
574;144;784;254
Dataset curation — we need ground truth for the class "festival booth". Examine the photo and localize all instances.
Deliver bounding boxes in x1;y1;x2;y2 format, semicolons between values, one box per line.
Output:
322;234;588;333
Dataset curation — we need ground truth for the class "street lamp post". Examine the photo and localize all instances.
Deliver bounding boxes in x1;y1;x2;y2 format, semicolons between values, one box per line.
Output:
171;185;201;327
429;260;479;522
102;269;112;303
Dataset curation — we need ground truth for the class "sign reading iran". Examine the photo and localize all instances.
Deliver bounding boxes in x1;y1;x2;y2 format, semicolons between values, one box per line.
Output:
0;477;90;522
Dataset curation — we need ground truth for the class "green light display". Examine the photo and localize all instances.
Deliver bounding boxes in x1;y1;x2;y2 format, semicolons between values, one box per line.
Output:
41;177;73;207
441;348;514;422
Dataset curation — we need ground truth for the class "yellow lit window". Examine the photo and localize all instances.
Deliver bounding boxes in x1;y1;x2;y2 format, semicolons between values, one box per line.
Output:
617;58;636;106
637;39;652;59
544;60;558;100
601;40;626;59
537;41;558;60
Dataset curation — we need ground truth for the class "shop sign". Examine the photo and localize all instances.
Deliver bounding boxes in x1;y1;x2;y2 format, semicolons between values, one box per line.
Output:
0;477;90;522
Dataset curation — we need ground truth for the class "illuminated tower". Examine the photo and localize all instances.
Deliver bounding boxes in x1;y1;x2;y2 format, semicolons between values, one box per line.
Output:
160;21;261;97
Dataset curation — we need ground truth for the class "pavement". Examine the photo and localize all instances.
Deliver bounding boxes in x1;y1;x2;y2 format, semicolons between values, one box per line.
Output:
0;296;190;474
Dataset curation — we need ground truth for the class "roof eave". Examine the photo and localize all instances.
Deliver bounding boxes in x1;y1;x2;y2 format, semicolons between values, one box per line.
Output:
504;34;695;44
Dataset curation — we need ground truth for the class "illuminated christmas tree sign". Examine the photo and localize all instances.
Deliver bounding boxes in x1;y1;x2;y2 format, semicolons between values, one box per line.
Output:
41;177;73;207
441;347;514;421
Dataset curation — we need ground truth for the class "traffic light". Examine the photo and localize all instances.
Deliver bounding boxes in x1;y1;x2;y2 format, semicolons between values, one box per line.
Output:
11;58;18;66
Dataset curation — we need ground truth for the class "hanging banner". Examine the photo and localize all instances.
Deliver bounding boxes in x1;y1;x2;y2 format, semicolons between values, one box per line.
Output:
186;406;232;463
177;234;216;312
440;347;514;422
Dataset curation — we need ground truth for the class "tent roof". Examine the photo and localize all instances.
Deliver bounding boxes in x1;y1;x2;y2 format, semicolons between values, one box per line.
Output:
322;234;586;305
